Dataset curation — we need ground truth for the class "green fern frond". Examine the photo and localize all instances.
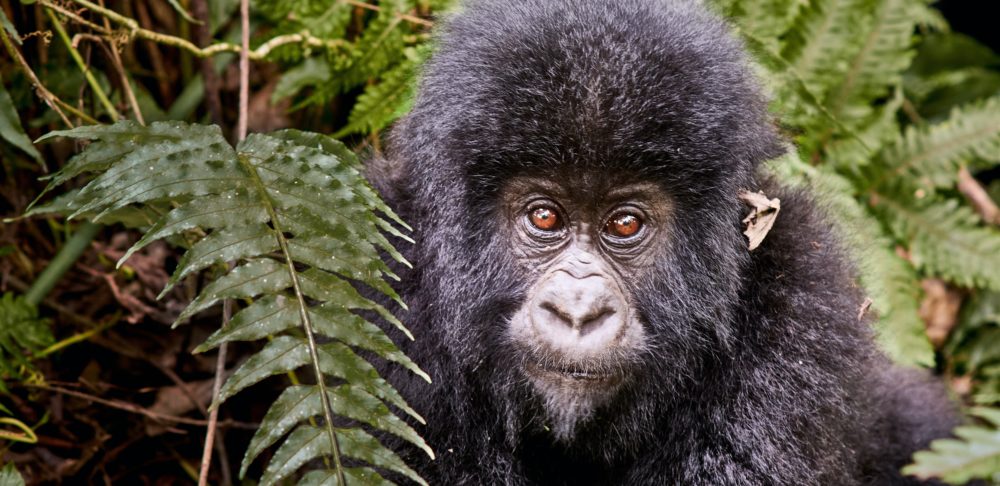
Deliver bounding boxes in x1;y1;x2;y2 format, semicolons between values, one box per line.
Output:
256;0;354;62
273;57;333;105
336;0;409;90
34;121;430;485
0;293;54;391
824;0;922;120
0;464;26;486
727;0;800;51
270;0;415;108
870;95;1000;189
903;407;1000;484
874;195;1000;290
770;155;933;366
335;47;429;137
781;0;876;100
823;88;903;170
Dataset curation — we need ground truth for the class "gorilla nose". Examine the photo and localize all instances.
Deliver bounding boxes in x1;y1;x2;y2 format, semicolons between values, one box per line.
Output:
530;272;627;353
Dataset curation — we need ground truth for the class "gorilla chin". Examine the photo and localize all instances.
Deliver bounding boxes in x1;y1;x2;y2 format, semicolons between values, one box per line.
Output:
524;364;625;441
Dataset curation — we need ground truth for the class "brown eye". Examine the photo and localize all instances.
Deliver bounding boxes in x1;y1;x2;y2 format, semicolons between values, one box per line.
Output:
529;207;560;231
606;213;642;238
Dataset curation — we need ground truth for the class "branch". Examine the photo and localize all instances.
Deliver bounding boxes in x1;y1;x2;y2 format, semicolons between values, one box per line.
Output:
45;7;120;120
342;0;434;27
958;166;1000;226
51;0;346;60
31;384;258;430
0;22;74;129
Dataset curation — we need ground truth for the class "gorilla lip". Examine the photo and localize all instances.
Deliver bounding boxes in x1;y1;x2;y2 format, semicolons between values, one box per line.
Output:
529;362;623;385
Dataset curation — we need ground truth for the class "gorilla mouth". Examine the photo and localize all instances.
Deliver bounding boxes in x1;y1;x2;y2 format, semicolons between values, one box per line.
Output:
523;361;627;441
529;363;624;386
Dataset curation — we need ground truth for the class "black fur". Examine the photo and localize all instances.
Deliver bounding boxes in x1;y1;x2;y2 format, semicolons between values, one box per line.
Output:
368;0;960;483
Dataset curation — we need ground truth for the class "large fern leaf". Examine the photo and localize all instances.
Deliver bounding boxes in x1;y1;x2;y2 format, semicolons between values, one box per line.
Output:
725;0;800;52
335;46;429;138
781;0;876;101
903;407;1000;484
824;0;924;121
0;463;26;486
31;121;431;485
874;196;1000;291
867;95;1000;189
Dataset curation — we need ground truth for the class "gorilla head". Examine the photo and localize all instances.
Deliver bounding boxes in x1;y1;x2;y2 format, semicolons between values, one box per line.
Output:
389;0;779;443
376;0;957;482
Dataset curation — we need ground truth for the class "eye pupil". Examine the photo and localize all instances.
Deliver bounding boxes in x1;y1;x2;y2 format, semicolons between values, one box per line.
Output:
530;207;559;231
607;213;641;237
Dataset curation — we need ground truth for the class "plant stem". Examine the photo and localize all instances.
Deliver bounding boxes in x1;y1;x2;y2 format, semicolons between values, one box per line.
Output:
236;0;249;142
0;19;73;130
24;222;101;307
36;318;115;358
198;0;250;482
45;8;120;121
97;0;144;124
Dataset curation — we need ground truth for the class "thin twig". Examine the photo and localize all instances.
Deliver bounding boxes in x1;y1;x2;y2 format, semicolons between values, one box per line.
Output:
68;33;144;123
341;0;433;27
45;7;120;121
53;0;346;60
0;23;73;130
958;166;1000;226
191;0;223;127
45;1;110;33
30;384;258;430
197;0;250;482
98;0;144;124
236;0;249;142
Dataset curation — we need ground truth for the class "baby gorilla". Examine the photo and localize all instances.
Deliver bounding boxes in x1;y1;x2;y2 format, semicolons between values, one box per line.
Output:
369;0;962;484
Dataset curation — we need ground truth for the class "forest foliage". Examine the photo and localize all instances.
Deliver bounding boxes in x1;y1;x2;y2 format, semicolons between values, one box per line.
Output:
0;0;999;484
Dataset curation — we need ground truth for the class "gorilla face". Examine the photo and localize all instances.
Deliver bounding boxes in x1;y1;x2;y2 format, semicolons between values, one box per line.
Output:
500;173;671;439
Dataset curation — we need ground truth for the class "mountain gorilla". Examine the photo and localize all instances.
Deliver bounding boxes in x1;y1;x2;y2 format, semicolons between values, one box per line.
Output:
368;0;961;483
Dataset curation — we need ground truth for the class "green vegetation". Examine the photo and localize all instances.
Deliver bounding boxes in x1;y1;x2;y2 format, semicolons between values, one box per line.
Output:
716;0;1000;481
0;0;998;483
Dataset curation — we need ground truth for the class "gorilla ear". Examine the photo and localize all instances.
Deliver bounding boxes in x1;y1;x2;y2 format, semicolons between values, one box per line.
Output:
738;190;781;251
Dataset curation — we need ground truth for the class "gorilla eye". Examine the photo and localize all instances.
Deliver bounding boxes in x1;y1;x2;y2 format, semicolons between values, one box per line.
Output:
605;212;642;238
529;207;561;231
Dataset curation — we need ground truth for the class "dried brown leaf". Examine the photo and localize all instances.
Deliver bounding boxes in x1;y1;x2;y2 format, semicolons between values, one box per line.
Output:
919;278;963;348
739;190;781;251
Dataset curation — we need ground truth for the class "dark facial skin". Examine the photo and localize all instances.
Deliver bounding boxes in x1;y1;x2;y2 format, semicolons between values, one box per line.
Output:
500;173;671;439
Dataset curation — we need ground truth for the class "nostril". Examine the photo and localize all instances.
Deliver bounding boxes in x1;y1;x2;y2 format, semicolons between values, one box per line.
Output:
578;308;616;336
539;301;573;327
537;299;619;335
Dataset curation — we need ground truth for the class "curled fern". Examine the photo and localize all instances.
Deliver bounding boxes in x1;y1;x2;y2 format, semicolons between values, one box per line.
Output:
31;121;432;485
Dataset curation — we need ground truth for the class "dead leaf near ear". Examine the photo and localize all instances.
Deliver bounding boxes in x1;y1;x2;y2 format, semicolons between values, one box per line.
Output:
739;190;781;251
